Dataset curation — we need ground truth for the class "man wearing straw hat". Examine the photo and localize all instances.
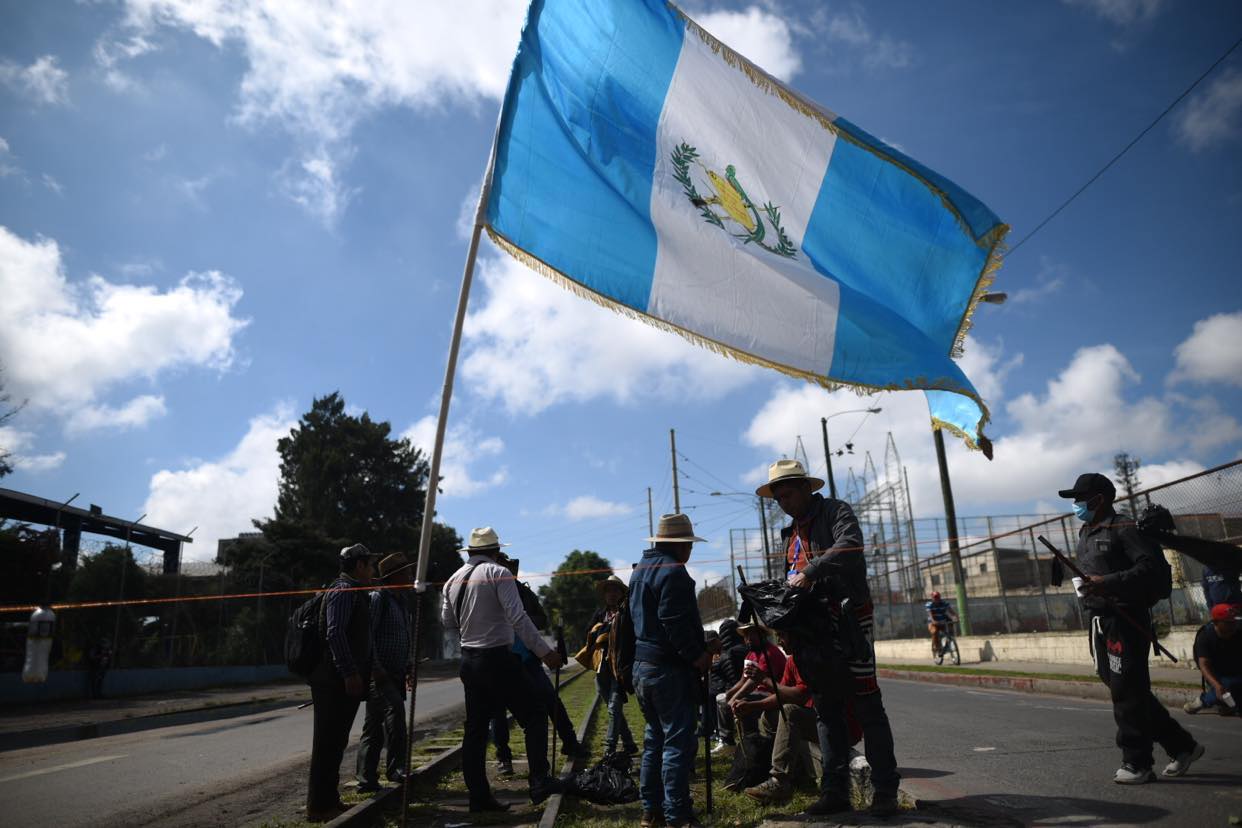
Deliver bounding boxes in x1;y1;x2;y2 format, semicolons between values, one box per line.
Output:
629;513;710;828
441;527;564;813
759;458;900;818
584;574;640;758
355;553;415;792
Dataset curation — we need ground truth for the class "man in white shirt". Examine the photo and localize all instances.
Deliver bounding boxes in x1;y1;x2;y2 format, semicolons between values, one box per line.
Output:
442;527;564;812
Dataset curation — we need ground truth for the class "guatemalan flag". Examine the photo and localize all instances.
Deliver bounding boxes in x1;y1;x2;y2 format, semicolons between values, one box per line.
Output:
483;0;1008;449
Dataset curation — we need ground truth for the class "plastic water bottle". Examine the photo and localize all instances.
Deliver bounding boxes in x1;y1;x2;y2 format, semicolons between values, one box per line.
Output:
1223;691;1237;710
22;607;56;684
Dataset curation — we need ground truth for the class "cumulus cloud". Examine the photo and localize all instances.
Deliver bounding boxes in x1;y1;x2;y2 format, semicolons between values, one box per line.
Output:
744;338;1240;519
0;426;66;472
0;55;69;105
402;415;507;498
1170;310;1242;387
693;7;802;81
817;5;913;70
1063;0;1166;26
1177;69;1242;152
0;226;248;418
65;395;167;435
556;495;636;521
144;405;295;563
461;252;761;415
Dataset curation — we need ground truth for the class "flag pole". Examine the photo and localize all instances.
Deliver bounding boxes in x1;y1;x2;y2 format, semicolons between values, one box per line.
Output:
400;171;494;828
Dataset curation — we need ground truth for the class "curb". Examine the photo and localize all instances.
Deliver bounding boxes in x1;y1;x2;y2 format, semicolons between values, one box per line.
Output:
538;686;603;828
329;668;588;828
878;667;1200;708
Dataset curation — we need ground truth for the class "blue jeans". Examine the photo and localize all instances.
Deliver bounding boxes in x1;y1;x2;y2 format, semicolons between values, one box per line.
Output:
596;670;636;752
633;660;698;823
1201;675;1240;707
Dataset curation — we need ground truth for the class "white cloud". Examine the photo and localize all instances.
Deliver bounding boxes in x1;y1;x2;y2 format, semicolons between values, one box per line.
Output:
0;426;66;472
461;252;761;415
0;225;248;416
693;7;802;81
402;415;507;498
41;173;63;195
1009;258;1067;306
819;6;913;70
0;55;69;105
94;32;156;92
1063;0;1166;26
144;405;295;563
1177;69;1242;152
66;394;167;434
557;496;635;521
743;338;1240;520
1171;311;1242;388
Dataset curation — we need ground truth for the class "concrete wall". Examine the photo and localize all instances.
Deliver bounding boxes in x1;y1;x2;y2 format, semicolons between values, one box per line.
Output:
1;664;292;704
873;626;1200;670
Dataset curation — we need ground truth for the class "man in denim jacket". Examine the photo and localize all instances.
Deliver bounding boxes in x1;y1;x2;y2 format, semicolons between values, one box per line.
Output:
629;513;710;828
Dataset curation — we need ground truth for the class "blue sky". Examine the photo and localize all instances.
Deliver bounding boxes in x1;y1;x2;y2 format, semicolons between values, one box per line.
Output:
2;0;1240;590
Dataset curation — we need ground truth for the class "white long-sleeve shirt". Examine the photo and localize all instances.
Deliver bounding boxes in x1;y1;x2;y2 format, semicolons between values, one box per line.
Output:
441;555;551;657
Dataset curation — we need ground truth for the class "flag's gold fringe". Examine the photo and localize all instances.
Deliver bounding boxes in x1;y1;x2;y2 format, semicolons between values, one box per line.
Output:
671;3;1000;252
484;225;993;449
950;226;1010;360
932;416;982;452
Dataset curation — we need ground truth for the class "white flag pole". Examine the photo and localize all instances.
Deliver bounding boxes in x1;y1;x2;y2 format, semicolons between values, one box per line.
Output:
400;168;494;825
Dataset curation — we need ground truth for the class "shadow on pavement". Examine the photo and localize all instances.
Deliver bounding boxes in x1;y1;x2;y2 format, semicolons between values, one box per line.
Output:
915;793;1169;826
898;766;954;779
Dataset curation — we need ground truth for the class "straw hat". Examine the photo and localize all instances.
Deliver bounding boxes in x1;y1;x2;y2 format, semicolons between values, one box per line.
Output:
377;553;412;580
460;526;510;553
736;621;773;637
646;513;706;544
594;574;628;597
755;459;824;498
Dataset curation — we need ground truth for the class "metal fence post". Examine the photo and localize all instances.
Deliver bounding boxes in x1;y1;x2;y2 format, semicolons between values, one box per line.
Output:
1028;528;1054;631
987;517;1013;634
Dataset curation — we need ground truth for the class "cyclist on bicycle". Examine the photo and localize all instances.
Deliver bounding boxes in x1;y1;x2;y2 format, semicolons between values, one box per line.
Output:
925;592;956;656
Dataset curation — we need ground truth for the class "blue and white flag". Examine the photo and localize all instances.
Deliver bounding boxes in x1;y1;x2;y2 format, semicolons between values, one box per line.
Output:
484;0;1007;448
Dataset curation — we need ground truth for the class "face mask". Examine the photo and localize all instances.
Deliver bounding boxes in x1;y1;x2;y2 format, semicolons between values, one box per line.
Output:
1073;500;1093;522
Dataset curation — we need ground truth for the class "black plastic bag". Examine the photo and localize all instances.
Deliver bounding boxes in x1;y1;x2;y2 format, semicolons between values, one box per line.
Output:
737;579;814;630
565;754;639;805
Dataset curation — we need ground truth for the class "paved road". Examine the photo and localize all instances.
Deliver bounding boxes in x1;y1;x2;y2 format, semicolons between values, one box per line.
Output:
884;678;1242;826
0;677;465;828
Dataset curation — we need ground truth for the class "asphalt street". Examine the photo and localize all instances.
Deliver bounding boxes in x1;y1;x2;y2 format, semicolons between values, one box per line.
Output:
0;677;465;828
883;678;1242;826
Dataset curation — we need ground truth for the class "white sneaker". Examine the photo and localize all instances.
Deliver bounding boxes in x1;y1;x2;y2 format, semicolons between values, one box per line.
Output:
1182;698;1203;714
1162;743;1205;777
1114;764;1155;784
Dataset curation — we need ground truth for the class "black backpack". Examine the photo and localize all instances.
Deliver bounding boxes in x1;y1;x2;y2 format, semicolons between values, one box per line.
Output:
516;580;549;629
1108;515;1173;607
285;591;326;679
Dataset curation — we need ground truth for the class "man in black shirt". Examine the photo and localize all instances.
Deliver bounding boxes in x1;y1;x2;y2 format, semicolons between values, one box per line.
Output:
1184;603;1241;715
1060;473;1203;784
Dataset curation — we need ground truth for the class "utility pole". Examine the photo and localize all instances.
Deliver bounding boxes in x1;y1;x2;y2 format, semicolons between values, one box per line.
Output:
932;429;971;635
757;497;774;579
647;487;654;537
669;428;681;513
820;417;837;499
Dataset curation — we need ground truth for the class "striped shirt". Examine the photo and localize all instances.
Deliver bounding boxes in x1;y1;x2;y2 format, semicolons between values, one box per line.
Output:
369;589;412;678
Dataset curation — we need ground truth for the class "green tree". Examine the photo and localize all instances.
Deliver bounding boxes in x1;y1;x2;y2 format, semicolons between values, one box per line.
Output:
538;549;613;649
1113;452;1143;513
61;544;147;667
0;367;26;479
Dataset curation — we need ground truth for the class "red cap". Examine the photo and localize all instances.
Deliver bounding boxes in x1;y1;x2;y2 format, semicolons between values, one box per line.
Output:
1210;603;1240;622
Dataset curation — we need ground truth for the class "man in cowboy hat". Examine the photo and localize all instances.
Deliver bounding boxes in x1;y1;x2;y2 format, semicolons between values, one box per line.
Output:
441;528;564;812
585;574;639;757
307;543;381;822
355;553;415;792
629;513;710;828
759;458;900;818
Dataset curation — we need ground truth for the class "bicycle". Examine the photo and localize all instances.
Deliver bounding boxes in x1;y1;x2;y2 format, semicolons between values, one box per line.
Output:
932;620;960;666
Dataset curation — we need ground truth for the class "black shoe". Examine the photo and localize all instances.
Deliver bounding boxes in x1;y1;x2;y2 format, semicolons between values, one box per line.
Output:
621;743;640;756
469;797;510;813
529;776;565;805
356;780;382;794
497;759;515;777
385;769;412;784
870;792;900;818
803;792;852;816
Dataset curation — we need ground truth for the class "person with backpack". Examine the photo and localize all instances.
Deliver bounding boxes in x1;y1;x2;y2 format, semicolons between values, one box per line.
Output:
629;513;710;828
1060;472;1204;783
306;543;380;822
355;553;415;792
585;574;639;758
441;528;564;813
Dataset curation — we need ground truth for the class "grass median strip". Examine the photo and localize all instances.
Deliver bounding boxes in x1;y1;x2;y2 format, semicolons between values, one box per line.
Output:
878;663;1200;688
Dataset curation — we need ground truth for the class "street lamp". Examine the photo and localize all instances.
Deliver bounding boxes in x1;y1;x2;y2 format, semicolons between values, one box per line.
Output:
820;407;882;499
711;491;776;580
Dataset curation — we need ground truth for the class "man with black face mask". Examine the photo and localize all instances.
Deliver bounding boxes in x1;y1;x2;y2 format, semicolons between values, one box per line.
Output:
1060;472;1204;784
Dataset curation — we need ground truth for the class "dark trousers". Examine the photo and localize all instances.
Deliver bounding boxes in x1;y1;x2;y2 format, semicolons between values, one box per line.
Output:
356;672;406;784
491;658;578;759
1092;614;1195;768
307;679;364;811
814;689;900;797
461;646;550;803
491;706;513;762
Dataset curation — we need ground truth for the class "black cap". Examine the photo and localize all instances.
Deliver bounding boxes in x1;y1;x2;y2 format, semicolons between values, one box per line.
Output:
1058;473;1115;501
339;543;378;563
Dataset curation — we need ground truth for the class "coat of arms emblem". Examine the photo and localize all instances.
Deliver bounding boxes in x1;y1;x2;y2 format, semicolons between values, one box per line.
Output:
670;142;797;259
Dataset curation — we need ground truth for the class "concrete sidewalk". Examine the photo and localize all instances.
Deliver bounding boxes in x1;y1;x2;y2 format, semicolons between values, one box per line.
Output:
878;655;1198;686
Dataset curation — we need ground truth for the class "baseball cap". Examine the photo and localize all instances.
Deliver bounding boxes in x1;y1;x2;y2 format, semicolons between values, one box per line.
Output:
1058;473;1116;501
1210;603;1241;622
339;543;379;564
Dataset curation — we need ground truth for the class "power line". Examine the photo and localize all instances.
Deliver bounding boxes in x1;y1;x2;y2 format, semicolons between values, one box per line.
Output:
1006;32;1242;258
